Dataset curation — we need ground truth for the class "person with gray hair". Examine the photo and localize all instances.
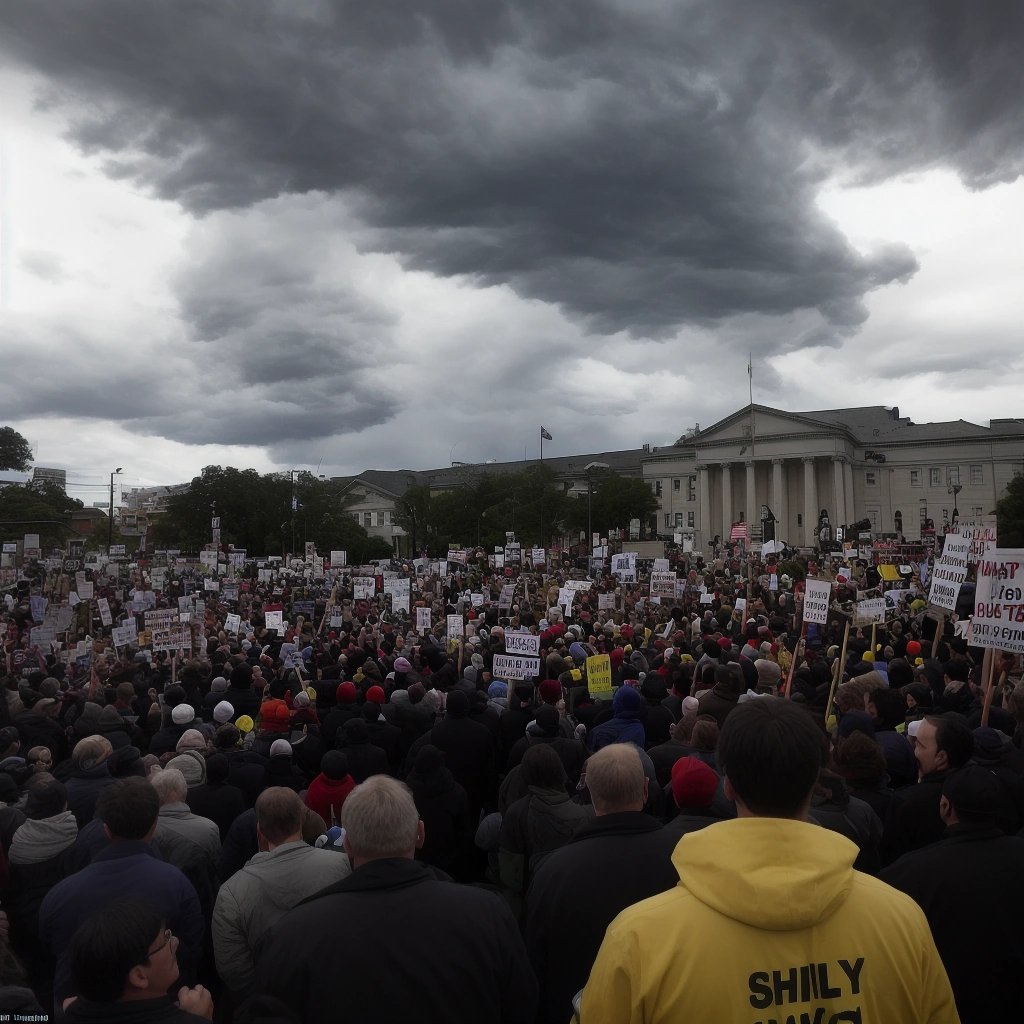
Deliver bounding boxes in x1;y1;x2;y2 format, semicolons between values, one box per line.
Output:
151;768;221;914
255;776;537;1023
64;734;115;828
524;744;681;1024
213;787;351;1002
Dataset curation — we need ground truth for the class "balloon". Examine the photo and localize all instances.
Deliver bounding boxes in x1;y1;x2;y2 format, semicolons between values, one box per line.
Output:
906;640;922;657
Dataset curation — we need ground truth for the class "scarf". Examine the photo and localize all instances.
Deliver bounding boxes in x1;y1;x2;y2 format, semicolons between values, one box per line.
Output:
8;810;79;865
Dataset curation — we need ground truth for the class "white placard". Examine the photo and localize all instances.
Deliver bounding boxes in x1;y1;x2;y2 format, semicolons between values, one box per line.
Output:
225;612;241;634
564;579;593;592
558;587;575;608
929;534;971;611
653;558;670;572
854;597;887;626
416;607;432;634
265;610;284;633
152;623;192;653
973;549;1024;653
97;598;112;627
531;548;545;565
353;577;376;600
504;631;540;656
491;654;541;680
77;581;94;600
956;516;998;565
802;578;832;625
145;608;179;631
330;550;347;568
111;623;138;648
700;592;714;605
447;614;463;639
734;597;747;614
471;592;484;607
649;571;676;599
598;593;616;610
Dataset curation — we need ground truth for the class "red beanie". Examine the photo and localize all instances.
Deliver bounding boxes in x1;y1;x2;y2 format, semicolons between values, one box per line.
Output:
365;685;386;705
338;681;358;704
671;756;719;809
538;679;562;704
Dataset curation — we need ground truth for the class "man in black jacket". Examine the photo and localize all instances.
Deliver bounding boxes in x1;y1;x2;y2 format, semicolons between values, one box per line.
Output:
255;775;536;1023
524;745;680;1024
881;765;1024;1024
881;714;973;865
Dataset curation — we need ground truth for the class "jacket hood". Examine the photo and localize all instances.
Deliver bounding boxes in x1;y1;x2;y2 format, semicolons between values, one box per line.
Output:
673;817;857;931
613;685;642;718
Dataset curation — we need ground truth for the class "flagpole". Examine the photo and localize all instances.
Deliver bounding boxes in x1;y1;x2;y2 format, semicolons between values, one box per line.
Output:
540;426;543;464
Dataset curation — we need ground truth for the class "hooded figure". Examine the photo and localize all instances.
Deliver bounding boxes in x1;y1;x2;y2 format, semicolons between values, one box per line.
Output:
405;744;471;874
304;750;356;827
588;687;645;752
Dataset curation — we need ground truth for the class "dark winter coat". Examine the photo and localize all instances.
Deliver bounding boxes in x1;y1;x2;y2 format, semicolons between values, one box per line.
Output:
186;782;247;841
525;812;680;1024
254;858;537;1024
881;770;949;866
406;765;472;874
412;714;495;817
65;762;116;828
882;825;1024;1024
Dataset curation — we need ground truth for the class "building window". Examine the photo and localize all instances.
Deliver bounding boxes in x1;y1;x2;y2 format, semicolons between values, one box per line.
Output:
687;511;695;528
948;468;960;487
363;513;372;528
673;478;680;492
929;468;942;487
675;513;684;527
797;513;803;527
973;506;984;517
375;511;384;527
865;470;877;487
866;507;880;530
664;513;672;529
655;480;663;497
919;505;928;523
351;512;361;523
383;510;391;526
910;469;921;487
941;509;949;526
970;465;983;485
687;476;696;501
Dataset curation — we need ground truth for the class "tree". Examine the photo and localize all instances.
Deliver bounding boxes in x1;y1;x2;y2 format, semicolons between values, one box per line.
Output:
0;426;33;472
995;472;1024;548
567;473;660;537
0;481;82;550
393;484;435;555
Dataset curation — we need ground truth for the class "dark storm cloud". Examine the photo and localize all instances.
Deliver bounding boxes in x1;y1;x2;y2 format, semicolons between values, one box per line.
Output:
8;1;1019;340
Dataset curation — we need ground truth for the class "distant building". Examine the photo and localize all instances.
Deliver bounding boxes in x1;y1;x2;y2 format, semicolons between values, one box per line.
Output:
30;467;67;490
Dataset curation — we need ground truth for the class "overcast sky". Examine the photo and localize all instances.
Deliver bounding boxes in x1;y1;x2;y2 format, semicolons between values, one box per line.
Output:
1;1;1022;507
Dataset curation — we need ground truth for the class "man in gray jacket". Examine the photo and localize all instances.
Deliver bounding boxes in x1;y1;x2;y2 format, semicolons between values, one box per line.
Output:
212;787;351;1000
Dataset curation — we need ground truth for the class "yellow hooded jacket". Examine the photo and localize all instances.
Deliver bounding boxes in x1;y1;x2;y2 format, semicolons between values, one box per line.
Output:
581;817;958;1024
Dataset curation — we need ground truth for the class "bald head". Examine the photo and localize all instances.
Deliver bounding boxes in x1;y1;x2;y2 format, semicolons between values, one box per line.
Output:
586;744;647;815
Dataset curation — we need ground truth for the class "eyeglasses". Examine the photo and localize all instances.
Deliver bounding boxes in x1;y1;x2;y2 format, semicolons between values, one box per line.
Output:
147;929;173;958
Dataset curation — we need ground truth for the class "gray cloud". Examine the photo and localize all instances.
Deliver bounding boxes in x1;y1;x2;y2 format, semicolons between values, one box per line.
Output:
18;249;66;282
8;1;1018;340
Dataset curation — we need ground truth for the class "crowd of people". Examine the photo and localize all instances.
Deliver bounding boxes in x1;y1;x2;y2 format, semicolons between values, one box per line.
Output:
0;545;1022;1022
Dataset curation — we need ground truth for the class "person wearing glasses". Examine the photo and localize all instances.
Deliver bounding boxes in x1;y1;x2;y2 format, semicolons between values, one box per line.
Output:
63;896;213;1022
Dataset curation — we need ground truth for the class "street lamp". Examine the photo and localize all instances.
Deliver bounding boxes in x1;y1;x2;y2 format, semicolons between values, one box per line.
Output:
584;461;610;551
108;468;123;553
289;469;299;557
947;482;962;526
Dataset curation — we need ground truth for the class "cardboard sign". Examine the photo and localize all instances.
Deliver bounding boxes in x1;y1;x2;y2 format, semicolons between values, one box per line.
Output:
854;597;887;626
956;516;998;565
151;623;192;653
264;610;284;633
586;653;613;701
929;534;970;611
802;579;832;624
504;631;540;656
972;549;1024;653
491;654;541;680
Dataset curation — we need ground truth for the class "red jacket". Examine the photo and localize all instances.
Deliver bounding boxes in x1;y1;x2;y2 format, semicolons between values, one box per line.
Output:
305;773;356;827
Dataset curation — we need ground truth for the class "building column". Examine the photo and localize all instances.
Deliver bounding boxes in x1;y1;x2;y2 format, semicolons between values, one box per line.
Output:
803;457;817;548
745;460;756;530
843;459;855;525
697;464;711;551
772;458;786;542
832;456;846;530
721;462;732;541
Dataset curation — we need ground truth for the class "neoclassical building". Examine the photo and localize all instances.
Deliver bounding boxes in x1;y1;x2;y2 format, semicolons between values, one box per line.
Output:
641;405;1024;550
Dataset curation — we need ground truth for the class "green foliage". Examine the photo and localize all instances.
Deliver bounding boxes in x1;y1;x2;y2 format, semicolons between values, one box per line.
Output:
0;426;33;472
565;472;660;537
152;466;384;559
0;481;83;549
995;472;1024;548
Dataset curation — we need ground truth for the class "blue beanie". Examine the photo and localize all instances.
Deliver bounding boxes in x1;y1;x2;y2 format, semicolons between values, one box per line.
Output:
613;685;642;714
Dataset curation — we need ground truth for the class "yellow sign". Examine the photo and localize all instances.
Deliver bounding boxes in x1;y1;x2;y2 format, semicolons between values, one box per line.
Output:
586;653;613;701
877;564;902;582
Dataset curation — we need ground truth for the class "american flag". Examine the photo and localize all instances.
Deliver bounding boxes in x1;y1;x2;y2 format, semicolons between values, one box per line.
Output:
730;522;750;541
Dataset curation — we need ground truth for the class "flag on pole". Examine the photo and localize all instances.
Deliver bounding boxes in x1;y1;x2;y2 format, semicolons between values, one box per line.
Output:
747;353;752;378
540;426;553;441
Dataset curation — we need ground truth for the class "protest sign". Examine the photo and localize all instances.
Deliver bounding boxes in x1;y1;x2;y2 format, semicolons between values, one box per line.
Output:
598;593;616;610
854;598;887;626
447;614;463;639
471;592;484;607
353;577;376;599
111;623;138;648
586;654;614;701
734;597;747;615
330;550;347;568
531;548;545;565
557;587;575;608
498;584;517;609
225;612;242;634
929;534;970;611
264;610;284;633
700;592;714;605
29;625;56;648
205;579;220;592
491;654;540;680
650;572;676;599
564;579;593;591
416;607;432;634
97;598;112;627
957;516;998;565
77;581;94;600
653;558;670;572
802;579;831;625
152;623;192;653
504;631;540;656
145;609;179;632
972;549;1024;653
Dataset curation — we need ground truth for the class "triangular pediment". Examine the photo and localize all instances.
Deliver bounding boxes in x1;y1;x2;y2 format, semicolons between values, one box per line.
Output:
687;405;846;447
